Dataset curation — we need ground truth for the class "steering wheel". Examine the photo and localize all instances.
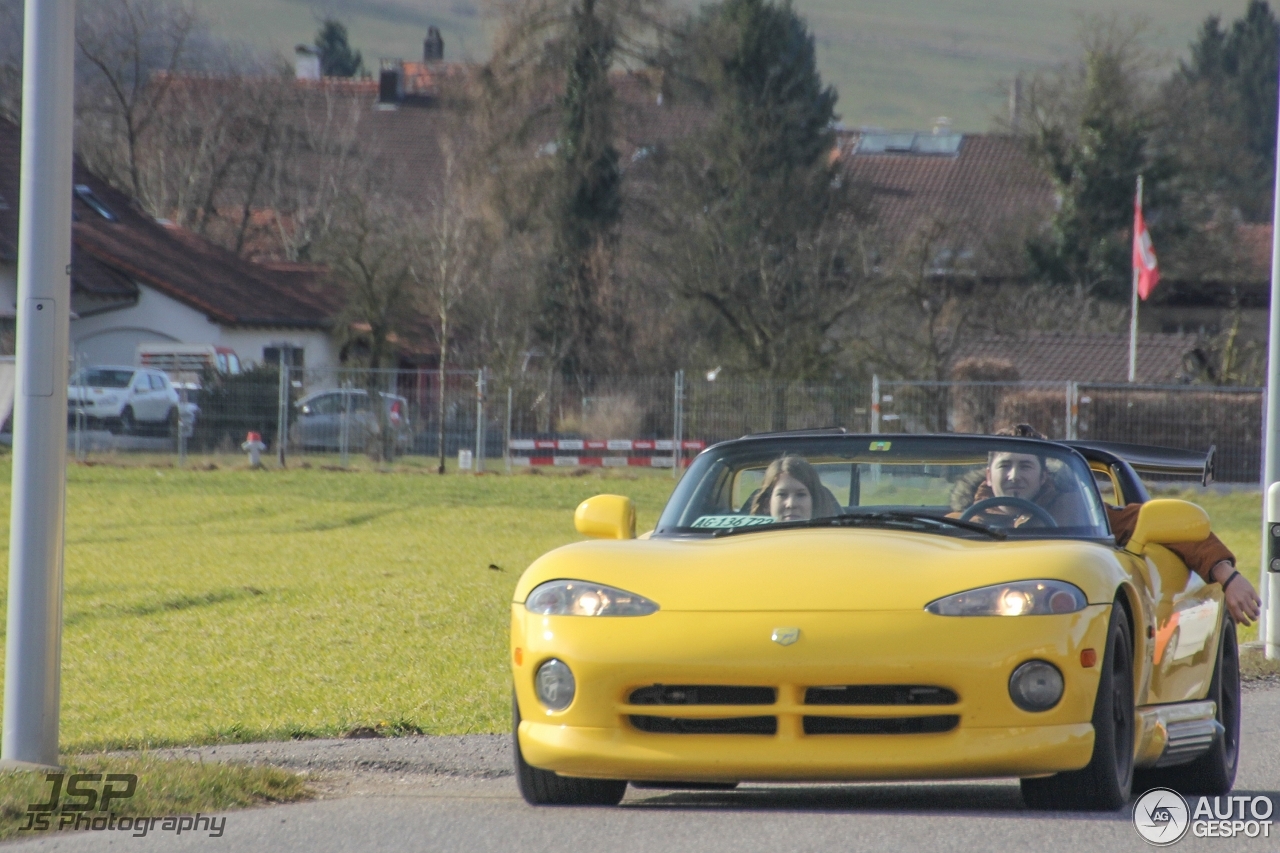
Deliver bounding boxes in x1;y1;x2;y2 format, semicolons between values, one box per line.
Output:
959;496;1058;528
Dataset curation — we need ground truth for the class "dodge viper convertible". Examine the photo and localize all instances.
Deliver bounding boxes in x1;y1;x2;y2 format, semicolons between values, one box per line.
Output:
510;432;1239;810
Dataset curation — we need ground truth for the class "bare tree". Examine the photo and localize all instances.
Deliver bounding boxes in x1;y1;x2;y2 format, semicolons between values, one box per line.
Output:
75;0;203;201
409;155;490;473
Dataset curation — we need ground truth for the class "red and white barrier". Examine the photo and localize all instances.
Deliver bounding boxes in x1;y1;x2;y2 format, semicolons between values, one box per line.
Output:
508;438;705;468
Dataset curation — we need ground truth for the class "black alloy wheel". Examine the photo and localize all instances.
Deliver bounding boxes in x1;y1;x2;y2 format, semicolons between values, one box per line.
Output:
1021;601;1135;810
1133;616;1240;796
512;693;627;806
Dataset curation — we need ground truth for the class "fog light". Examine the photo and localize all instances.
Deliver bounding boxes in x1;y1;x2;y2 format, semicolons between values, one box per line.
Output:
535;659;576;711
1009;660;1064;712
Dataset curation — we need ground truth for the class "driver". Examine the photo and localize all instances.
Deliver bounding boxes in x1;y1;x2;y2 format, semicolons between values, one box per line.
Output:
955;446;1091;528
957;424;1260;626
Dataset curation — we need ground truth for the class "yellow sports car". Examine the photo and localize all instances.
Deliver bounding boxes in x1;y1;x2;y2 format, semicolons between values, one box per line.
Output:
510;432;1238;809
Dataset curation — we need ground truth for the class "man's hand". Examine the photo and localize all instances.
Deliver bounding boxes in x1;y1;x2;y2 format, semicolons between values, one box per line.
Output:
1210;560;1261;626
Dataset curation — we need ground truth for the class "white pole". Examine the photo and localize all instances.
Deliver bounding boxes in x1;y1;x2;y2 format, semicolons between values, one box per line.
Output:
1128;175;1143;384
2;0;76;770
1260;69;1280;653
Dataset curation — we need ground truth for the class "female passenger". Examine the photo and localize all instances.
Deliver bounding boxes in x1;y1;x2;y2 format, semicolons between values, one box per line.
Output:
749;455;841;521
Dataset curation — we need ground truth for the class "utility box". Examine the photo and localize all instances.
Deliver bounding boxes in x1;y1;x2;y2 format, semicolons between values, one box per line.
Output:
458;449;473;471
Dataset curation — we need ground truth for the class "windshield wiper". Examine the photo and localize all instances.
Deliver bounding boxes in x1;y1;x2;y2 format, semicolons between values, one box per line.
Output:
712;511;1006;540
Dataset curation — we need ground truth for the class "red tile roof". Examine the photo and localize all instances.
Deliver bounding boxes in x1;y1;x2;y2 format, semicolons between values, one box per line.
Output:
839;131;1055;254
953;332;1200;383
0;116;342;329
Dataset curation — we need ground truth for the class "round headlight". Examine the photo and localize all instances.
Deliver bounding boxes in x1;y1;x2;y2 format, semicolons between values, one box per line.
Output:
535;659;576;711
1009;660;1064;712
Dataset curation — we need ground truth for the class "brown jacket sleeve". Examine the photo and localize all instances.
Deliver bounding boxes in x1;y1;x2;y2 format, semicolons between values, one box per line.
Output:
1107;504;1234;583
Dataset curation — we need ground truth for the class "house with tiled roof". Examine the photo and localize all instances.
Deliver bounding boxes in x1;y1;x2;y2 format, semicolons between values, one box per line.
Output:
951;332;1202;384
838;125;1271;347
0;116;345;371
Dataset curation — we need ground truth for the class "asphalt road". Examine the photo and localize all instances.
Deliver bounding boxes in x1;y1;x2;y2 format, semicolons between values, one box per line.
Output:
8;687;1280;853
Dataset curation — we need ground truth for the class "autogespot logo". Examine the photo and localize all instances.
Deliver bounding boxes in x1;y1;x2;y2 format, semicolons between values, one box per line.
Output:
1133;788;1190;846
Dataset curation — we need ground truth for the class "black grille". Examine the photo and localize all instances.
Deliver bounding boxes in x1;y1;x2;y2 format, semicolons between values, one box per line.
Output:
803;715;959;735
629;685;776;706
630;715;778;735
804;685;958;706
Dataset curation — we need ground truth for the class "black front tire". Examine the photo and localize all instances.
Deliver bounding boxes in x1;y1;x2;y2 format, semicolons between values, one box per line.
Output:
1022;601;1135;811
1133;616;1239;796
513;695;626;806
118;407;136;435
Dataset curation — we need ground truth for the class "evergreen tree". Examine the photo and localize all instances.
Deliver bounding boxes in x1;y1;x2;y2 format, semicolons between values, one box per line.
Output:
541;0;624;379
649;0;862;379
1180;1;1279;220
315;19;363;78
1023;20;1161;299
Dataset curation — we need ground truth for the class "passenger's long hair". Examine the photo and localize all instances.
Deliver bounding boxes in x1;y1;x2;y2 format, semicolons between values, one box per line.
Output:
750;455;841;518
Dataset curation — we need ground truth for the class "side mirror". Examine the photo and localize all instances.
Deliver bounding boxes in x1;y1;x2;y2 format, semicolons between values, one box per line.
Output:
1125;499;1211;555
574;495;636;540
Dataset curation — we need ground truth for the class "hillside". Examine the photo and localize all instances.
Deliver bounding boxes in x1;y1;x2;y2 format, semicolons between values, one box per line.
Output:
192;0;1242;131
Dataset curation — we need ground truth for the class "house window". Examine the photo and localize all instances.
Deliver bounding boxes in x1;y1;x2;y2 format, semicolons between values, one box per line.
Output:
263;346;305;370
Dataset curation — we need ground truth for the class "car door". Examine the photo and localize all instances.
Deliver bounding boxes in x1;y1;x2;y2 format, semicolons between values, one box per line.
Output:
299;393;339;449
150;373;176;421
1141;545;1222;705
130;372;158;421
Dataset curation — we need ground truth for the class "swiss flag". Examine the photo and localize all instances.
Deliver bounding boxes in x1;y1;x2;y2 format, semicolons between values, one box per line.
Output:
1133;197;1159;300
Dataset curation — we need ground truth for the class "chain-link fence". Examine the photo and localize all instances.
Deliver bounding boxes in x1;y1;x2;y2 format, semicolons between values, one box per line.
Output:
874;380;1263;483
41;364;1265;482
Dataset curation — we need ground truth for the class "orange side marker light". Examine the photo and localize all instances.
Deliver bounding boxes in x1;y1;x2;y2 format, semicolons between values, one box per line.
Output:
514;647;523;666
1080;648;1097;668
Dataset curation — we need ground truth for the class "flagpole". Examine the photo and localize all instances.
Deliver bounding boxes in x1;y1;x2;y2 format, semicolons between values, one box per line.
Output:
1128;175;1143;383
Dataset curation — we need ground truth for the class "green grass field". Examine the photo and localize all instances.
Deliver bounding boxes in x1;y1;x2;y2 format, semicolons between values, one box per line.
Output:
191;0;1246;130
0;461;676;752
0;755;310;841
0;460;1264;752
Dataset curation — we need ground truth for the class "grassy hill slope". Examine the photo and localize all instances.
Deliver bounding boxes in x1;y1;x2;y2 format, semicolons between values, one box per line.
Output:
192;0;1243;131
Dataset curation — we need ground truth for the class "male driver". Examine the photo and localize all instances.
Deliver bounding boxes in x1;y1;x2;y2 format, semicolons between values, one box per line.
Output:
963;425;1260;627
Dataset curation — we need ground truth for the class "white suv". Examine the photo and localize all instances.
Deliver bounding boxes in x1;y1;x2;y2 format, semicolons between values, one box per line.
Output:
69;366;182;434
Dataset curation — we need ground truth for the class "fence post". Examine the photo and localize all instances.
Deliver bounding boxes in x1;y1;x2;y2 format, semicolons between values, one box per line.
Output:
505;386;513;475
276;356;288;468
474;368;486;474
871;374;881;434
673;369;685;477
1066;381;1079;441
339;377;350;468
177;383;187;468
73;350;84;463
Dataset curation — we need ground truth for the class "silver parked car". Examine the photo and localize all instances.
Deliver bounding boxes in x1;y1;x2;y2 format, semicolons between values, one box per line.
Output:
291;388;411;451
68;366;195;435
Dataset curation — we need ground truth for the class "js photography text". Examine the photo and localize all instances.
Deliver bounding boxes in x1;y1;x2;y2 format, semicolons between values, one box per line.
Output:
18;772;227;837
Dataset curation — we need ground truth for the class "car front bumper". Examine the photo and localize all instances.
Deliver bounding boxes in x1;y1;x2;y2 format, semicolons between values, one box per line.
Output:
512;605;1113;782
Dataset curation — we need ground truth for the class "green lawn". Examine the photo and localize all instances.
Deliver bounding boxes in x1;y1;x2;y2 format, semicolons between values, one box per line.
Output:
0;461;677;752
0;461;1263;752
0;755;309;841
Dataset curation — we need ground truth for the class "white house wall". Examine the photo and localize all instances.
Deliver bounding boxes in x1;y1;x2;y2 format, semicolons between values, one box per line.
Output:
69;283;338;373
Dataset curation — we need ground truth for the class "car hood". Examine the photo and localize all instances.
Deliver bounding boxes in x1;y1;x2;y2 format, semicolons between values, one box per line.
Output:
513;529;1126;612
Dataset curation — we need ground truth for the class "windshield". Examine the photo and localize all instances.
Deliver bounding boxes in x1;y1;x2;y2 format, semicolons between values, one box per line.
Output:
655;435;1111;541
72;368;134;389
